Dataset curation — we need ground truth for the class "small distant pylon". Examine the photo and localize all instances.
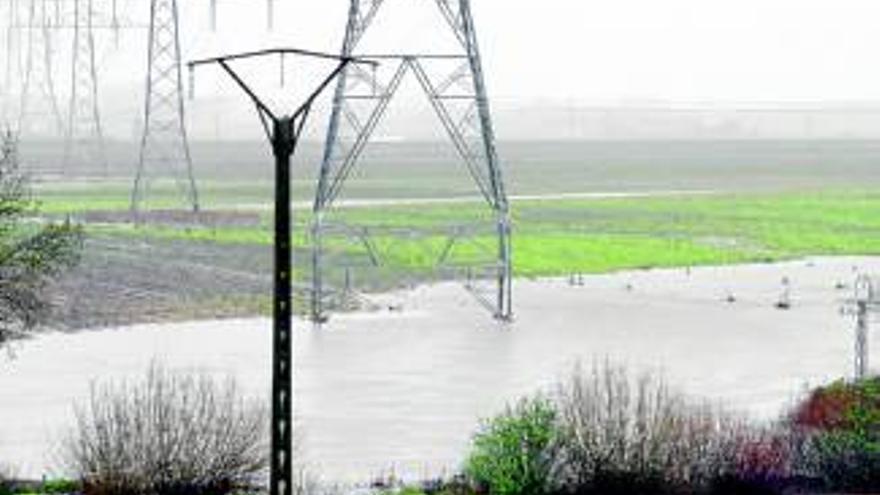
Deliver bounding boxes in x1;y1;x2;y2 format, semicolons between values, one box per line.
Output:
17;0;65;138
131;0;199;213
64;0;107;175
843;274;879;380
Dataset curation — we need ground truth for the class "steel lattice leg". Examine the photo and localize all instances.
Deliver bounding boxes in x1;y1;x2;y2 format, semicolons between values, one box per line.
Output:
856;301;868;380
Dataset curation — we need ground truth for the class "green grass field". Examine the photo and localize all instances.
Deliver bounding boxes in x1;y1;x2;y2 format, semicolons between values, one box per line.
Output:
56;188;880;279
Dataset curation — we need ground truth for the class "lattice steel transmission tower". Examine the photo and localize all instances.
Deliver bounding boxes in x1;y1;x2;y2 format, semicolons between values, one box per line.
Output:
17;0;65;138
310;0;512;322
132;0;198;212
63;0;106;174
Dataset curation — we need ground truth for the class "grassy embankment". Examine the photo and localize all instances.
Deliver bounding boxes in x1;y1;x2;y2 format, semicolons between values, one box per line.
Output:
37;184;880;278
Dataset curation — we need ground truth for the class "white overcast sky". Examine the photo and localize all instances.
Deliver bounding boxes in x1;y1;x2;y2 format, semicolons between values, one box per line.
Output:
13;0;878;139
484;0;880;103
162;0;880;104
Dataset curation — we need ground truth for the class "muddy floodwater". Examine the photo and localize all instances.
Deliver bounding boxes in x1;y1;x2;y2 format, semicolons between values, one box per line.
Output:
2;257;880;482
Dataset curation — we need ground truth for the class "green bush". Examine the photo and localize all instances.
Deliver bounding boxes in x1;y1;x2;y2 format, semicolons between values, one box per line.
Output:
39;479;79;494
464;397;557;495
0;130;82;351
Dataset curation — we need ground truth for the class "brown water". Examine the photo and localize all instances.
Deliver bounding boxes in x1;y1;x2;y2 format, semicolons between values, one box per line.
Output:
2;257;879;482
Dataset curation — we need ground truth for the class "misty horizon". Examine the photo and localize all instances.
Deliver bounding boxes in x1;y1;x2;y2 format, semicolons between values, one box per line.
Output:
7;0;880;141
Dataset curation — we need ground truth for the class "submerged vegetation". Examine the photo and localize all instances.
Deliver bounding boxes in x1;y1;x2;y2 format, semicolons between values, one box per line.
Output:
33;180;880;327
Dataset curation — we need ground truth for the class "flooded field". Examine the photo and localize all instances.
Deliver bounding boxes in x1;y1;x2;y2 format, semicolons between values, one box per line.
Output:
2;256;879;482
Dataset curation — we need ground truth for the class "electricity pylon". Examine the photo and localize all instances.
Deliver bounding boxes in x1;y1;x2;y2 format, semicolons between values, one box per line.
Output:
64;0;107;175
132;0;199;213
189;47;367;495
17;0;65;138
310;0;512;322
844;275;879;380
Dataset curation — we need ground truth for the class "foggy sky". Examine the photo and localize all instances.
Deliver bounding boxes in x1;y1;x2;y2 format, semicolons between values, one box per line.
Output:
6;0;880;140
186;0;880;103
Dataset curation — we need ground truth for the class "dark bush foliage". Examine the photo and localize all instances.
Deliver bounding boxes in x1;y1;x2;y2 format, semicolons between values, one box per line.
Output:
720;429;793;495
789;376;880;492
0;464;14;495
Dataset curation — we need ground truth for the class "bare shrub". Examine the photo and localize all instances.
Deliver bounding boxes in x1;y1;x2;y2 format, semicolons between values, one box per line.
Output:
551;362;751;494
61;362;268;495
